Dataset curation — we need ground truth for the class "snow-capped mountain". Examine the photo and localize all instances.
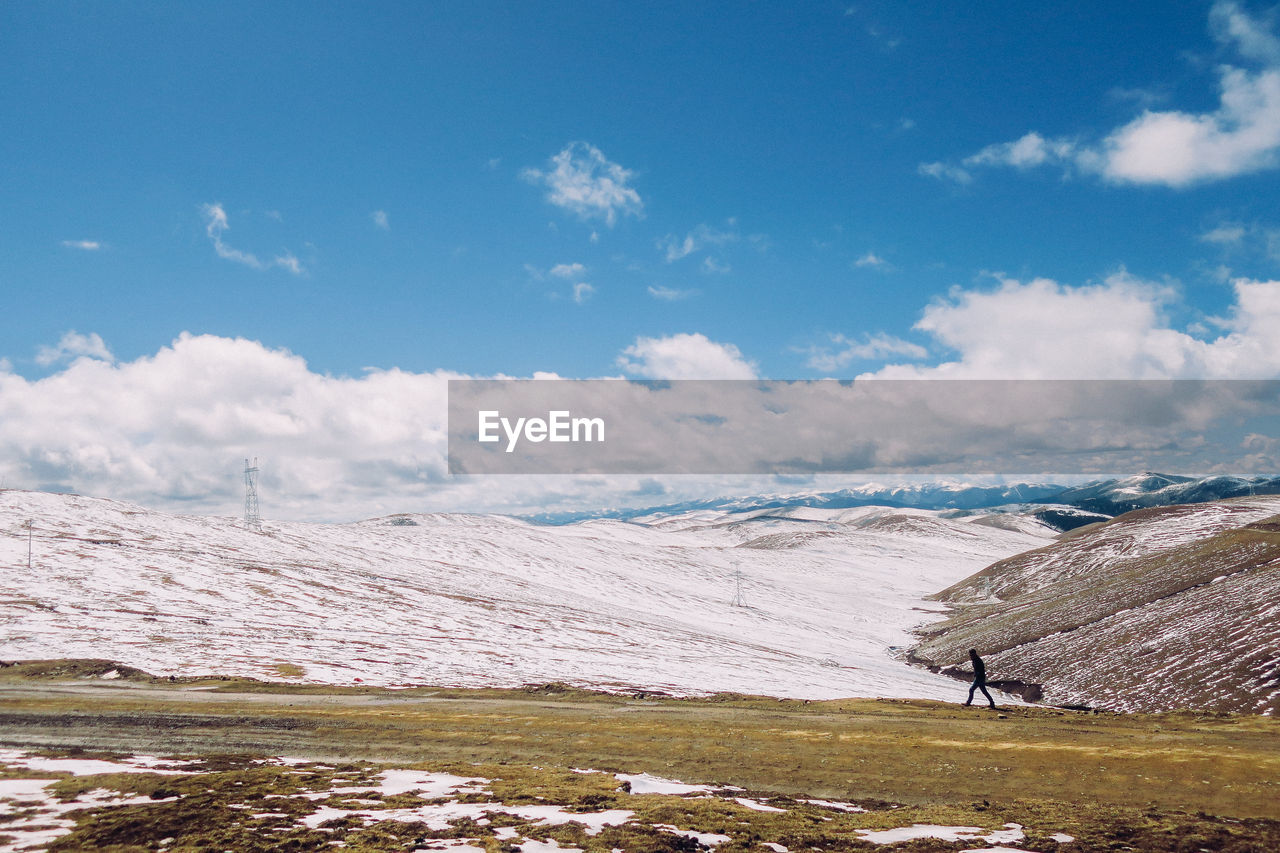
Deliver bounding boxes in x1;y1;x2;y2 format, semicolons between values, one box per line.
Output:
0;489;1056;701
912;496;1280;714
1036;473;1280;517
524;474;1280;527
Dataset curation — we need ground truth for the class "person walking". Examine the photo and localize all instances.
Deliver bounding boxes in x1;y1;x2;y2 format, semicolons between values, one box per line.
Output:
963;648;997;708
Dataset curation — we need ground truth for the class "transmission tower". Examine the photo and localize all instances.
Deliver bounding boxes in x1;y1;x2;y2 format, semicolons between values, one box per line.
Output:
732;562;746;607
243;458;261;531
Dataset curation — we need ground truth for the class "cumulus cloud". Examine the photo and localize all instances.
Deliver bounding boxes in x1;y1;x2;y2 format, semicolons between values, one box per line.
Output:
923;2;1280;187
868;272;1280;379
572;282;595;304
371;210;390;230
617;333;758;379
61;240;101;251
35;331;114;367
1;333;457;520
202;203;305;274
522;142;643;226
1098;64;1280;185
803;333;927;373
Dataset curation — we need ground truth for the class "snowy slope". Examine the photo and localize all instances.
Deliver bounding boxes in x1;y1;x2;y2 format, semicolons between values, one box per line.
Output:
0;490;1054;700
912;497;1280;713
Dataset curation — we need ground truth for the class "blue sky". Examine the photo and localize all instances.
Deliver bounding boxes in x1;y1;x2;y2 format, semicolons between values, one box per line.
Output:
4;2;1280;517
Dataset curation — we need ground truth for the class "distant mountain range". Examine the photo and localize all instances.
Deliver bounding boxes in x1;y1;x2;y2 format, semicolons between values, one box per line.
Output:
524;473;1280;528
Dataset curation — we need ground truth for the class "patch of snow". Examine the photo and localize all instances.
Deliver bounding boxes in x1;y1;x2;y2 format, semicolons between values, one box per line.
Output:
654;824;731;846
299;801;632;835
855;823;1025;845
520;841;581;853
0;748;195;777
802;798;866;812
734;796;786;812
376;770;488;797
616;772;712;795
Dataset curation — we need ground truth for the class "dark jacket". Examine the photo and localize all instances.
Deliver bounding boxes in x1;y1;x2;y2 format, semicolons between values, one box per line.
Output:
970;654;987;682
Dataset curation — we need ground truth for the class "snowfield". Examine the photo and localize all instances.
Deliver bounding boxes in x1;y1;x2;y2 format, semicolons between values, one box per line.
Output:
0;490;1056;700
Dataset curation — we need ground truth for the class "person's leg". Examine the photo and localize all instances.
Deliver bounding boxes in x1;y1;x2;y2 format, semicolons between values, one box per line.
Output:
979;683;996;708
965;682;978;705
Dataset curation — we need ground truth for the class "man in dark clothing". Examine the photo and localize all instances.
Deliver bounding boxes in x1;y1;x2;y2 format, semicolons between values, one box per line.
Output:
963;648;997;708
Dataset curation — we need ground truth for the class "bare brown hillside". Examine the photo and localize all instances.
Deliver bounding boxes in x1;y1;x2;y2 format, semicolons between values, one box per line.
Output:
911;497;1280;713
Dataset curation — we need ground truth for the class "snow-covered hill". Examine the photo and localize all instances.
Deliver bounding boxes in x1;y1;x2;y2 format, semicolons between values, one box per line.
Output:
0;490;1055;700
912;496;1280;714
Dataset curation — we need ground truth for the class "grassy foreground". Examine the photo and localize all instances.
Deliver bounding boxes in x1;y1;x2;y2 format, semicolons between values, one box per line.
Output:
1;660;1278;850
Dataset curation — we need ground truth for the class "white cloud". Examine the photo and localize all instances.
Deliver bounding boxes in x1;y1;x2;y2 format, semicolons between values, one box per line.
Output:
1211;0;1280;63
202;203;305;275
60;240;101;251
1201;222;1249;244
1098;65;1280;185
868;272;1280;379
917;161;973;184
572;282;595;304
521;142;643;226
659;223;738;262
1197;219;1280;260
804;333;927;373
550;262;587;279
617;333;758;379
647;285;697;301
853;251;893;270
1;333;458;520
274;252;303;275
963;131;1079;170
924;3;1280;187
371;210;390;230
35;331;114;367
701;257;731;274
